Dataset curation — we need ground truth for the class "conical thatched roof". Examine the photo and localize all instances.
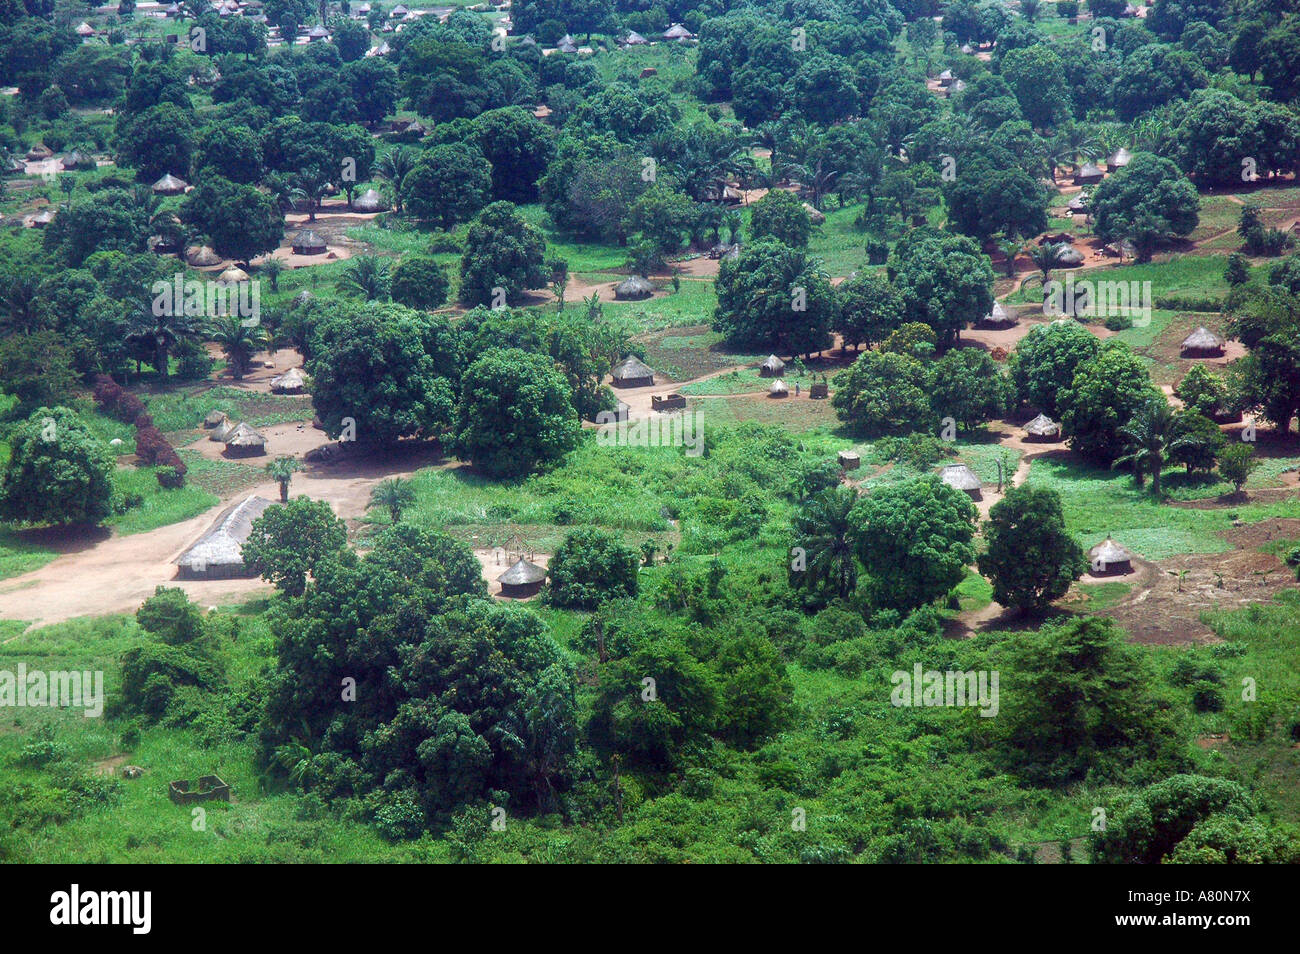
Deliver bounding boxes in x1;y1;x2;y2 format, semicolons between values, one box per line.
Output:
614;276;654;300
61;150;94;170
1089;537;1132;566
939;463;981;491
612;355;655;380
625;30;647;44
1107;147;1132;169
1024;413;1059;437
204;409;229;428
210;419;234;441
1057;246;1085;266
985;300;1014;325
269;367;305;394
217;265;250;283
768;379;789;398
1067;192;1089;212
223;422;266;447
292;229;327;254
353;188;388;212
1074;162;1104;182
498;558;546;586
153;173;188;195
175;496;275;572
1181;327;1224;352
663;23;693;39
557;38;578;53
307;24;329;38
186;245;221;266
802;201;826;225
761;354;785;374
75;21;96;36
25;144;53;160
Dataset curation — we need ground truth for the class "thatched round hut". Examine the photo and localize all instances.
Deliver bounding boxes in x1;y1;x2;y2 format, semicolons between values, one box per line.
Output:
223;422;267;457
983;301;1015;326
353;188;389;213
1073;162;1105;185
269;367;305;395
614;276;655;300
204;410;229;429
292;230;327;255
1181;327;1225;358
768;379;789;399
624;30;648;45
61;151;95;171
939;463;982;500
760;354;785;377
662;23;694;40
498;558;546;598
1056;246;1085;267
25;144;53;161
209;418;234;442
1107;147;1133;172
611;355;655;388
175;496;275;579
1023;413;1061;443
217;265;250;284
153;173;188;196
186;245;221;267
1088;537;1133;576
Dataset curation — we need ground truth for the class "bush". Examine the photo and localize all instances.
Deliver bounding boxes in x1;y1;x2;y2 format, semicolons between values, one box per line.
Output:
546;527;640;609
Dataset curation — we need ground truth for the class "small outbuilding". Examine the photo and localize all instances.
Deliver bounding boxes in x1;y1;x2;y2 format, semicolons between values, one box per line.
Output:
1023;413;1061;443
937;69;954;87
614;276;655;300
1088;537;1133;576
1074;162;1105;185
662;23;695;40
204;410;229;429
983;301;1015;326
25;144;53;161
152;173;188;196
1067;192;1089;214
175;495;275;578
652;393;686;411
838;450;861;471
497;558;546;599
223;422;267;457
217;265;250;284
760;355;785;377
186;245;221;267
768;379;789;399
353;188;389;212
1181;327;1225;358
292;230;327;255
611;355;655;388
269;367;305;394
624;30;648;45
1107;147;1133;172
939;463;982;500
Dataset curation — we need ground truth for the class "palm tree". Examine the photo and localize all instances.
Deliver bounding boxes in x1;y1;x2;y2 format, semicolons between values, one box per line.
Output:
1025;242;1067;293
785;157;840;211
721;208;743;245
370;477;417;523
0;274;44;334
997;235;1031;278
208;314;269;380
791;486;859;601
1114;397;1175;497
337;256;391;301
375;146;417;215
127;308;201;385
265;455;302;503
260;258;284;293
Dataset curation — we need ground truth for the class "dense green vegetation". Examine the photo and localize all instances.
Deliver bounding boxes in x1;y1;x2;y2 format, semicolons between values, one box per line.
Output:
2;0;1299;864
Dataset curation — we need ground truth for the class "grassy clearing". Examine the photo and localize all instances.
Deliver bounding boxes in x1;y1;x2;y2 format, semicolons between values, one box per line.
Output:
1023;455;1299;559
142;388;312;435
